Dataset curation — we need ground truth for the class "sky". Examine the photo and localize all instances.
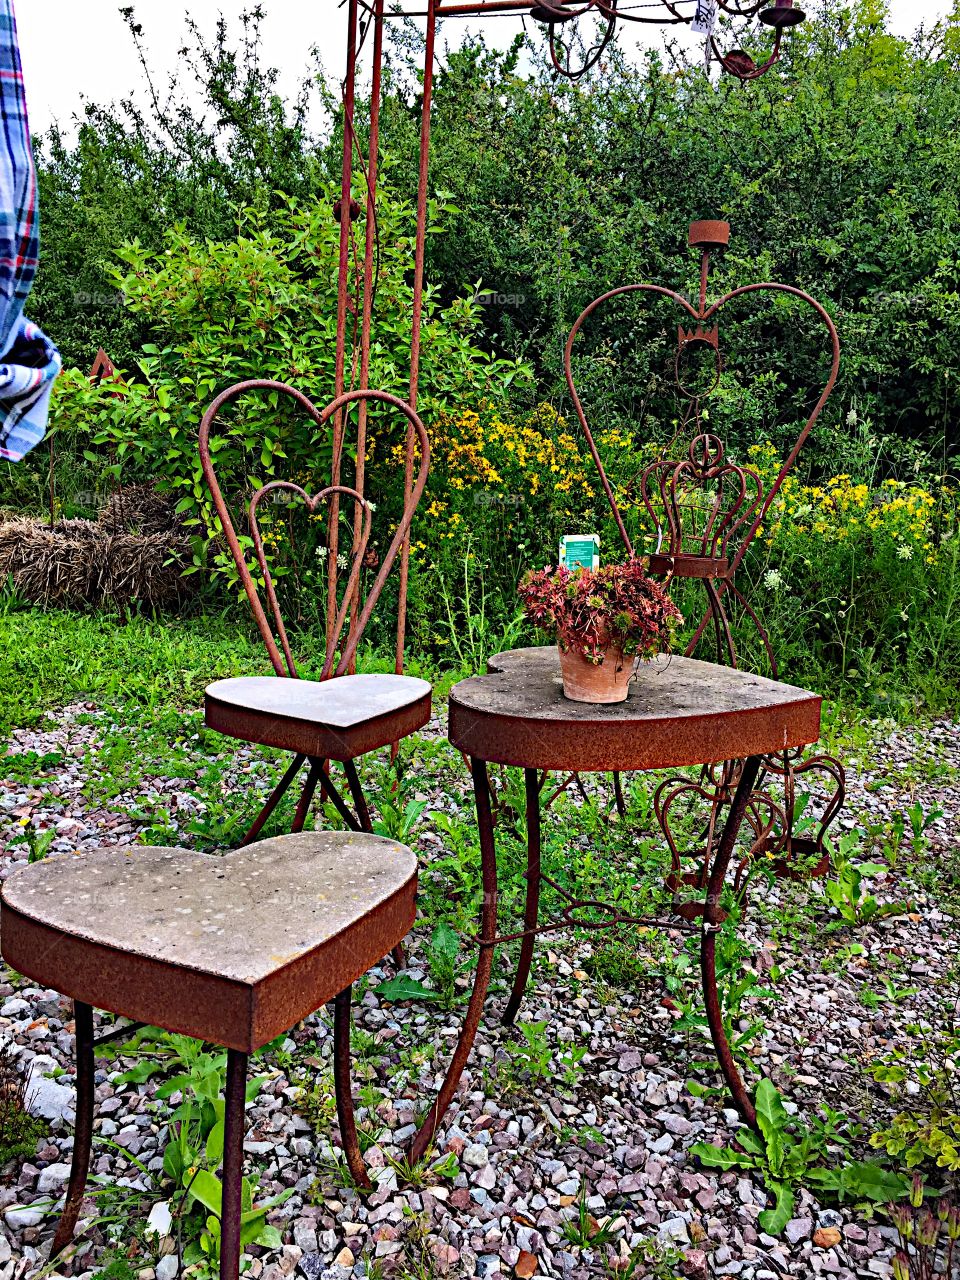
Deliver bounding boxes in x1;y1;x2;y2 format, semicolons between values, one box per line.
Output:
17;0;951;140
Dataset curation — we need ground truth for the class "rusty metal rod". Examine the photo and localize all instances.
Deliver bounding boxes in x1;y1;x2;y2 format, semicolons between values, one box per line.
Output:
239;754;306;847
199;383;431;683
334;986;372;1189
92;1018;146;1048
50;1001;94;1258
292;760;323;833
613;771;627;818
349;0;386;658
220;1048;248;1280
341;757;406;966
342;758;373;832
503;768;542;1025
396;0;438;680
329;0;361;647
409;756;498;1162
700;754;762;1130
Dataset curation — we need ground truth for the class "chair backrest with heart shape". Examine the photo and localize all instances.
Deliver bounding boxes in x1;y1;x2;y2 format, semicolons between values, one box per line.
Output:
200;381;430;681
563;220;840;669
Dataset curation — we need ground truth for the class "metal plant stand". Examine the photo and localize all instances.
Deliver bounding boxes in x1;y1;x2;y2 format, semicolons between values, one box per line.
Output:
409;645;823;1159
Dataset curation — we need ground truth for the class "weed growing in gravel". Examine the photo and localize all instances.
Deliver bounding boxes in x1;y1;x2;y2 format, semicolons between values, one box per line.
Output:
870;997;960;1177
8;818;55;862
822;830;911;927
376;922;467;1009
658;915;779;1064
889;1175;960;1280
0;1040;45;1164
562;1192;619;1247
96;1026;291;1274
1;748;64;783
693;1079;909;1234
908;800;947;855
496;1020;588;1093
419;809;485;930
294;1068;338;1132
859;977;919;1010
90;1258;139;1280
603;1236;684;1278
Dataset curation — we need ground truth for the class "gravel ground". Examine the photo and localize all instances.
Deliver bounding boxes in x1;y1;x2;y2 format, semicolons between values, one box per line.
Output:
0;705;958;1280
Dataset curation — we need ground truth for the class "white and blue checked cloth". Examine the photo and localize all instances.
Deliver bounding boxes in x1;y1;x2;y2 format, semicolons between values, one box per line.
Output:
0;0;60;463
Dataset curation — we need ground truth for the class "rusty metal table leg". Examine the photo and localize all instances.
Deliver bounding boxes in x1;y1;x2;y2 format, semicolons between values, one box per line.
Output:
220;1047;248;1280
50;1001;94;1258
503;767;541;1026
700;754;762;1130
409;755;498;1164
613;771;627;818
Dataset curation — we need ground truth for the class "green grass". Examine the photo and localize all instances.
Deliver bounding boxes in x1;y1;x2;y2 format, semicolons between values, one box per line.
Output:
0;604;452;854
0;606;448;736
0;608;270;734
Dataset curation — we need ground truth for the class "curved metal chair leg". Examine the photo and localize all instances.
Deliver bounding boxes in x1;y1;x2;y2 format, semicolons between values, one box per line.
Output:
700;755;762;1131
503;768;542;1026
342;758;372;832
50;1002;95;1258
409;757;498;1164
220;1048;249;1280
333;986;372;1190
292;760;323;833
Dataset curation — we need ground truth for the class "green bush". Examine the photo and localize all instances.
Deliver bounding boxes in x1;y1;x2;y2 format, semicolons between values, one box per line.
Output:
46;190;528;594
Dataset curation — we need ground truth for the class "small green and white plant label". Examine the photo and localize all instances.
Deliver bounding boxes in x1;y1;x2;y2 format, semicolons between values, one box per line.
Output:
559;533;599;572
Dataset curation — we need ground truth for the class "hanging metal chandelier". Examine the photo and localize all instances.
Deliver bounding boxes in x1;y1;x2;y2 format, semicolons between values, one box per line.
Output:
433;0;807;80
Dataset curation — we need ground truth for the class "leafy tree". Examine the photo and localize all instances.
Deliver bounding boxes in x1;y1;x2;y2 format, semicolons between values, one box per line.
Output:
28;0;960;476
57;189;528;586
32;5;327;369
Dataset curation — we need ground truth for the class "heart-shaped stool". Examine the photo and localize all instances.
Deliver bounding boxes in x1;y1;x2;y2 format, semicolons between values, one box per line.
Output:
0;831;417;1277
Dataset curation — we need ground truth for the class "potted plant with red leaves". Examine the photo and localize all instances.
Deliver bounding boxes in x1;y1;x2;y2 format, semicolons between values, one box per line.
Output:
518;559;682;703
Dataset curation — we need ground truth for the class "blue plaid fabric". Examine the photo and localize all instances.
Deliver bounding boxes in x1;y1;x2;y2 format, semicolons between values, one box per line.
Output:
0;0;60;462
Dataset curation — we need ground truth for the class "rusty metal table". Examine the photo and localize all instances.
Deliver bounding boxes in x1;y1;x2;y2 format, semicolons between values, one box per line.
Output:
409;646;822;1161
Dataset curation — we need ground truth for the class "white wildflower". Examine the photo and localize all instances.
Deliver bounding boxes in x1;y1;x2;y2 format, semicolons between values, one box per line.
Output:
764;569;784;591
896;543;913;560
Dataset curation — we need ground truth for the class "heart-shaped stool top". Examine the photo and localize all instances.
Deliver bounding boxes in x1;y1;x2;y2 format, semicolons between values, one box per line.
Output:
205;673;432;759
0;832;417;1052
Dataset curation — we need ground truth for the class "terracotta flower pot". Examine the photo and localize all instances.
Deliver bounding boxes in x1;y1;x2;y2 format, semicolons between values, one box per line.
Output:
558;643;636;704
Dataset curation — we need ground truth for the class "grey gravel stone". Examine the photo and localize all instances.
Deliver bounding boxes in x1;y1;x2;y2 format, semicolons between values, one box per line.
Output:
1;701;956;1280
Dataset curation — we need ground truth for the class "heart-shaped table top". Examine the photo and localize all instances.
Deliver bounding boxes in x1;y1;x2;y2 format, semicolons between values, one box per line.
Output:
448;647;821;772
0;832;417;1052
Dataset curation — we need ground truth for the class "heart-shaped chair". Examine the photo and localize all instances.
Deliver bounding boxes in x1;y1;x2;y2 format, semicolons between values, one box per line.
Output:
0;830;417;1278
196;383;431;1192
198;383;432;851
561;218;846;896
